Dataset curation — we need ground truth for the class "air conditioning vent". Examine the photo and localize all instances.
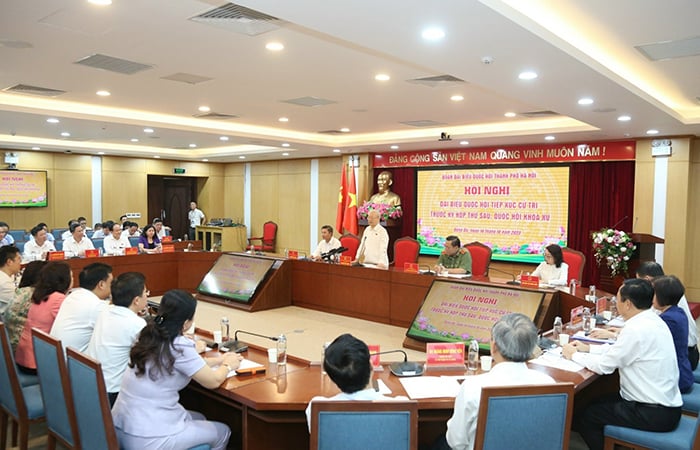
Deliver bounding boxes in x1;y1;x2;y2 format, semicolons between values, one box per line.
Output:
518;110;560;118
282;96;337;107
407;75;465;88
74;53;153;75
3;84;66;97
193;112;239;120
190;3;284;36
161;73;213;85
399;120;447;127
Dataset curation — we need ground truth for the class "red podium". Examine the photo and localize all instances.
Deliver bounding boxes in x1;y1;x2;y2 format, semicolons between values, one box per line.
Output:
597;232;664;293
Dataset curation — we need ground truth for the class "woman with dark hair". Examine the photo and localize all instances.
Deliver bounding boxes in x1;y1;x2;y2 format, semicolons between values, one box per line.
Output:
3;260;47;352
138;224;162;254
112;290;242;449
529;244;568;286
15;261;72;373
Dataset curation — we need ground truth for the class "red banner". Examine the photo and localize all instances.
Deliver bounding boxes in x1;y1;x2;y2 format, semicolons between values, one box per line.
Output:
373;140;635;168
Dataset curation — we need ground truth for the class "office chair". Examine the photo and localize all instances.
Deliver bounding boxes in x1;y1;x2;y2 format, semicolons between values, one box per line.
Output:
561;247;586;285
464;241;493;277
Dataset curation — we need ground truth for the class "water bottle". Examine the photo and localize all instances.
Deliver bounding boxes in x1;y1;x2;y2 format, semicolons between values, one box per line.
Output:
589;285;596;300
276;334;287;366
220;317;230;342
610;296;618;317
321;342;330;375
467;340;479;371
553;316;563;341
569;279;577;295
582;307;592;335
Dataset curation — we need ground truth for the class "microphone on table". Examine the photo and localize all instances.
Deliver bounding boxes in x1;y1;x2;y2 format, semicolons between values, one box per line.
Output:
488;267;519;285
420;264;435;275
320;247;348;262
223;330;279;353
369;349;424;377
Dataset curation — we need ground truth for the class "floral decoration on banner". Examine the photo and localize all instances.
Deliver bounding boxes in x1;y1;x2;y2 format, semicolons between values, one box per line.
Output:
592;228;636;277
357;201;403;221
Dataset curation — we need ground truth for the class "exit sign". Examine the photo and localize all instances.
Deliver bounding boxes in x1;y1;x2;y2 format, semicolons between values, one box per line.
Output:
173;168;186;174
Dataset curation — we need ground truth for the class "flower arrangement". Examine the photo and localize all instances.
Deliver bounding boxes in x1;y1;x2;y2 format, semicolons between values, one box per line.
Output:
592;228;636;277
357;201;403;221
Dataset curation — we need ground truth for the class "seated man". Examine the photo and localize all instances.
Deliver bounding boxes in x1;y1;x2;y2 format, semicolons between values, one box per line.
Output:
436;313;554;450
23;224;56;260
305;333;406;431
51;262;113;352
563;278;682;450
354;210;389;268
103;222;131;255
152;218;171;239
311;225;341;261
124;221;141;238
91;220;114;239
0;221;14;247
434;235;472;275
86;272;148;406
61;219;78;240
0;245;21;314
62;222;95;257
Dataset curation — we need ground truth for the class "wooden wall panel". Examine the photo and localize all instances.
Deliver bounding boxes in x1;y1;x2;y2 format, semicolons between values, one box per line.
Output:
224;164;245;224
665;139;691;280
317;158;343;241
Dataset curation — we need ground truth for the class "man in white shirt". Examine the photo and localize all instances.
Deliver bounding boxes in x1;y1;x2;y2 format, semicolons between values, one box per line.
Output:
103;223;131;255
563;278;682;450
438;313;554;450
0;222;14;247
61;220;77;240
0;246;21;314
86;272;148;406
188;201;205;240
354;210;389;268
153;218;171;240
23;224;56;260
63;223;95;257
51;262;113;352
311;225;342;261
124;221;141;238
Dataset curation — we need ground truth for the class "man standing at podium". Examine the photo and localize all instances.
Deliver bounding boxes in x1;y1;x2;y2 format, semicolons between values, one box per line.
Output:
354;210;389;268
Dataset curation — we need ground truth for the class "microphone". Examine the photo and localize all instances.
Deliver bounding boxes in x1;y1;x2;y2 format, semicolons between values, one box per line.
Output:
488;267;519;285
610;215;629;230
224;329;279;353
320;247;348;261
420;264;434;275
369;349;424;377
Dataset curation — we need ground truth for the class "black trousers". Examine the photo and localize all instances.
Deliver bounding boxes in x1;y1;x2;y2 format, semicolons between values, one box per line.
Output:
575;393;681;450
689;345;698;370
188;227;196;241
108;391;119;407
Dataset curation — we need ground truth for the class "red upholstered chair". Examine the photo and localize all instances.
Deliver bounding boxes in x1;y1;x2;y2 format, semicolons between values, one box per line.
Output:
464;241;493;277
393;237;420;268
339;234;360;259
562;247;586;285
246;221;278;253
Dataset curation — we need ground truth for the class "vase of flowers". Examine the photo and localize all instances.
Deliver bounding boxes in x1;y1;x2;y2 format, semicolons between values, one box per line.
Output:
591;228;636;277
357;201;403;222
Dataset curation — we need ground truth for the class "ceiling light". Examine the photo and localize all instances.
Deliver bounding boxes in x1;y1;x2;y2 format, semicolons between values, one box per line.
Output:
60;132;70;137
31;146;40;150
278;117;289;122
281;143;290;147
375;73;390;81
390;145;399;150
198;106;210;113
46;118;59;124
578;97;594;105
504;112;516;118
219;136;229;141
544;135;556;141
153;155;160;159
130;138;139;142
422;27;445;41
617;115;631;122
265;42;284;51
460;141;469;145
202;159;208;162
340;127;350;133
143;128;154;133
450;95;464;102
646;129;659;135
239;156;245;159
189;144;197;148
88;0;112;5
282;152;289;156
518;71;538;80
98;151;105;155
96;90;111;97
333;149;341;153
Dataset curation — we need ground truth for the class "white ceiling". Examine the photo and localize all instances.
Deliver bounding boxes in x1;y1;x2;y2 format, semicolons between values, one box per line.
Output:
0;0;698;163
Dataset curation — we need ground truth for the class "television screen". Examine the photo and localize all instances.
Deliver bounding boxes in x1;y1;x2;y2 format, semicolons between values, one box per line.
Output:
407;279;545;349
197;254;276;303
416;165;569;263
0;170;48;208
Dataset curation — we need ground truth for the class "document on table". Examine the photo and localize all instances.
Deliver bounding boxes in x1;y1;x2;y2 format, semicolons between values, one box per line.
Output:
399;376;461;399
529;348;586;373
571;330;616;345
225;359;266;377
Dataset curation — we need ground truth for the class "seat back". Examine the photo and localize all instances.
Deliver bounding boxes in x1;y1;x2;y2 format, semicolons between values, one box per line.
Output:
0;322;25;418
91;238;103;251
52;229;67;241
310;400;418;450
464;241;493;277
32;329;79;448
561;247;585;285
393;237;420;267
66;348;119;450
128;236;140;247
9;230;26;242
339;234;361;258
261;221;278;252
474;383;574;450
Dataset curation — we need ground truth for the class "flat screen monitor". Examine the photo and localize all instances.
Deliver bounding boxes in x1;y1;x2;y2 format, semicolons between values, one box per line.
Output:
0;170;48;207
197;254;276;303
406;279;545;349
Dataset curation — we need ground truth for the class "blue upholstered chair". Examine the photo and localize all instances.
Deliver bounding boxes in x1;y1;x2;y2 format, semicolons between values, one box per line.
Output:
682;383;700;416
9;230;26;243
51;229;66;241
32;329;79;449
91;238;104;251
604;415;700;449
473;383;574;450
128;236;139;247
309;400;418;450
13;241;24;254
54;240;63;251
0;322;45;450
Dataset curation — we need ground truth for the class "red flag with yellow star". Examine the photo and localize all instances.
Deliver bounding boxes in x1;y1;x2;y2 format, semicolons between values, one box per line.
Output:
343;165;358;235
336;164;347;233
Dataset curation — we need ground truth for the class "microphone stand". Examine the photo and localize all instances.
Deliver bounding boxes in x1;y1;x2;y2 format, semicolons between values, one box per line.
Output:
369;349;424;377
488;267;519;285
224;329;279;353
419;264;435;275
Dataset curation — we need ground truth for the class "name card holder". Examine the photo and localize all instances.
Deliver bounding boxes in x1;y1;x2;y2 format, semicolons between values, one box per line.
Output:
47;251;65;261
403;262;419;273
85;249;99;258
162;244;175;253
339;255;352;266
161;235;173;243
570;305;584;327
368;344;381;369
125;247;138;255
426;342;465;370
288;250;299;259
520;275;539;289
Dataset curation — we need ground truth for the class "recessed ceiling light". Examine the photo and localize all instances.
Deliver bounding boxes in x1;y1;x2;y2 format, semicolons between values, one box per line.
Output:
143;128;154;133
278;117;289;122
239;156;246;159
96;90;111;97
60;132;70;137
390;145;399;150
153;155;160;159
265;42;284;51
202;159;208;162
518;71;538;80
617;115;631;122
646;129;659;135
460;141;469;145
450;95;464;102
46;118;59;124
88;0;112;5
544;135;556;141
130;138;139;142
219;136;229;141
31;146;40;150
189;144;197;148
340;127;350;133
282;152;289;156
422;27;445;41
98;151;105;155
578;97;594;105
375;73;390;81
281;143;290;147
198;106;210;113
333;149;341;153
504;112;516;118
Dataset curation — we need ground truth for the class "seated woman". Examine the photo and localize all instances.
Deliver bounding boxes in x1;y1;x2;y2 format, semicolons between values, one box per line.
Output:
112;290;243;450
529;244;568;286
138;224;162;254
3;260;46;352
14;261;72;374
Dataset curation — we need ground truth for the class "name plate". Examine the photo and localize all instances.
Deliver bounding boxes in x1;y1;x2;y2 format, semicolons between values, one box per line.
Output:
47;251;65;261
595;297;608;315
288;250;299;259
570;305;584;326
403;262;419;273
161;235;173;243
85;249;99;258
520;275;540;289
125;247;138;255
162;244;175;253
368;344;381;368
426;342;465;368
339;255;352;266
